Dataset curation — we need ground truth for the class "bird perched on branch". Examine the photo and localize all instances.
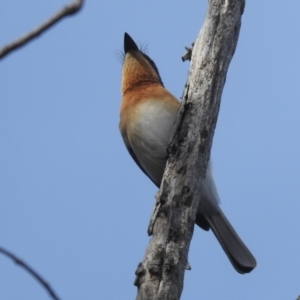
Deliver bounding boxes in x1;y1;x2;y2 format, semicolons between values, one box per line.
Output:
119;32;256;274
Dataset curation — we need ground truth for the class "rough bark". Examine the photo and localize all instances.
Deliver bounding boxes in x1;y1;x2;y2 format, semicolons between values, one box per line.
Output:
134;0;245;299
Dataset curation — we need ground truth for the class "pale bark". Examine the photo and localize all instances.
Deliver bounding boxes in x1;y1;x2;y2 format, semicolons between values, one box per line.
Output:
135;0;245;299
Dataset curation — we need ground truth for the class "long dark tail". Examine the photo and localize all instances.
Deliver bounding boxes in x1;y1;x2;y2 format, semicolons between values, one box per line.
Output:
197;209;256;274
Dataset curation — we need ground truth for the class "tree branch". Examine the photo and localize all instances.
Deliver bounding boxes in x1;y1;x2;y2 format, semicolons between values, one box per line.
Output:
0;0;84;60
0;247;61;300
134;0;245;299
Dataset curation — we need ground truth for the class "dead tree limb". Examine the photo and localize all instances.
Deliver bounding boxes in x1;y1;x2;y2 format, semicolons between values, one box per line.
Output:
134;0;245;299
0;246;60;300
0;0;84;60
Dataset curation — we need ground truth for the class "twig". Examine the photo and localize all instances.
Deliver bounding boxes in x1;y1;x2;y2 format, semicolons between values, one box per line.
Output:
0;246;61;300
0;0;84;60
181;43;194;62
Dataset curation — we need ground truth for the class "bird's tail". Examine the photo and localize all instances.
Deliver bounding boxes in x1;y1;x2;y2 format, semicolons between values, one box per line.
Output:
204;208;256;274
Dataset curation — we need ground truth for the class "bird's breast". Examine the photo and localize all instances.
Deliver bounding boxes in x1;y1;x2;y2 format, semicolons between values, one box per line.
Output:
122;96;179;186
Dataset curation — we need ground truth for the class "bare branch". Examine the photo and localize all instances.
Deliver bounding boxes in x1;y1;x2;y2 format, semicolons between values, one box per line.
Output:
135;0;245;299
0;246;61;300
0;0;84;60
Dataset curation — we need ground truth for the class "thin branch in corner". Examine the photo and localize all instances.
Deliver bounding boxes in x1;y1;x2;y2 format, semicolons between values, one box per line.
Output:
0;246;61;300
0;0;84;60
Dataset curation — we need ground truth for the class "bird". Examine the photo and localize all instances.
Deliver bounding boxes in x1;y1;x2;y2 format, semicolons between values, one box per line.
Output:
119;32;256;274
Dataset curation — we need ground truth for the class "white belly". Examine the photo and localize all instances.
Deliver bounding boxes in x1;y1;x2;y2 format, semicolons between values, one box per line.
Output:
129;99;177;186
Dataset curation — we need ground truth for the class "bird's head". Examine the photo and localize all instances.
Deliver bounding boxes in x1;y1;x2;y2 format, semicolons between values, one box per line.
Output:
121;32;163;95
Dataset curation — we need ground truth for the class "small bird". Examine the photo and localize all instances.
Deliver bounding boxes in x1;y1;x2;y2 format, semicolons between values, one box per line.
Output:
119;32;256;274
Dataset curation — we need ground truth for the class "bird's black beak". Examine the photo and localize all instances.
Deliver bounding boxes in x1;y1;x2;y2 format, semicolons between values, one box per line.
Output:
124;32;139;54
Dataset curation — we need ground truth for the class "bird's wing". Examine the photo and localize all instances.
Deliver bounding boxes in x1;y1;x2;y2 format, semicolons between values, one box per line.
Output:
121;129;159;187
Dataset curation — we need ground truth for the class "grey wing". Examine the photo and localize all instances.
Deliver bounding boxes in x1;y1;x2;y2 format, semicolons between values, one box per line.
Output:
121;131;160;188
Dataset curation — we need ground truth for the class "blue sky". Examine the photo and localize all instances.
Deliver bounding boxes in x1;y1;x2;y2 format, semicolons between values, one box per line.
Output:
1;1;300;299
